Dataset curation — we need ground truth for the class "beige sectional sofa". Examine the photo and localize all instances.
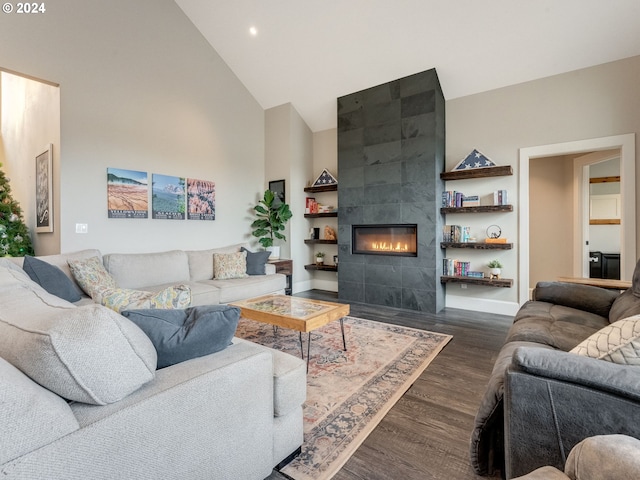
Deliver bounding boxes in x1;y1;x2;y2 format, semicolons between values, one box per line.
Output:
0;244;305;479
12;242;286;306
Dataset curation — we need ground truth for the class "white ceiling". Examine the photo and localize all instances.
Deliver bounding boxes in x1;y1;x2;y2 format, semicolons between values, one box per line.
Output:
175;0;640;132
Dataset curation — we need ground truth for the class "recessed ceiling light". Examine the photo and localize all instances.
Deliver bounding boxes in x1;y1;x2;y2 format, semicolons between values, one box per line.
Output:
249;26;258;36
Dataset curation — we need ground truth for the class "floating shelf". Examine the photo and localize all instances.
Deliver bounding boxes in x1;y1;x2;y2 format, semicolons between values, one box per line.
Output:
441;242;513;250
304;212;338;218
304;239;338;245
441;205;513;214
440;165;513;181
304;184;338;193
304;264;338;272
440;275;513;288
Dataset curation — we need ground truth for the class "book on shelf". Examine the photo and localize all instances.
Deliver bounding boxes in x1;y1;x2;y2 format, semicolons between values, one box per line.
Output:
462;195;480;207
443;225;471;243
493;190;508;206
305;197;318;214
443;258;471;276
442;191;466;208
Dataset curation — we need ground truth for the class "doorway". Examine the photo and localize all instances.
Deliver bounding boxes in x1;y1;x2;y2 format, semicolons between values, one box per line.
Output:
518;134;636;306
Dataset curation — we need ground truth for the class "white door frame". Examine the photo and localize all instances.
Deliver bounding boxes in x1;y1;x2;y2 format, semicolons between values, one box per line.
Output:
519;134;635;307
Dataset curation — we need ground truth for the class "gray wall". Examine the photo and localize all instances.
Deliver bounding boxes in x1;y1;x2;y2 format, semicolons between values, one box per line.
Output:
337;69;445;312
0;0;265;254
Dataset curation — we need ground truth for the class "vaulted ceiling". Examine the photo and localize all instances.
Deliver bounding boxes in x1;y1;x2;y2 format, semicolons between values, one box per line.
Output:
175;0;640;132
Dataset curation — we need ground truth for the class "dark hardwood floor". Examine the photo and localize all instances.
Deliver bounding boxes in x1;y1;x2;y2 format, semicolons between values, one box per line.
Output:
267;290;511;480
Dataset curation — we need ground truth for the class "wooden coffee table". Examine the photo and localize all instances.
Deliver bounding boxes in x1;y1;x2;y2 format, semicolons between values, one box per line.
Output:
230;294;350;371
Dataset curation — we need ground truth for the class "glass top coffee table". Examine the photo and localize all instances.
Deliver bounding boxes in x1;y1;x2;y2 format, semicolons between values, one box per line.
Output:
230;294;350;371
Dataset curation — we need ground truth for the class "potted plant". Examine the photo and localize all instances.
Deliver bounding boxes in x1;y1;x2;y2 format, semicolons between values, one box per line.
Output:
488;259;503;278
315;252;325;265
251;189;293;259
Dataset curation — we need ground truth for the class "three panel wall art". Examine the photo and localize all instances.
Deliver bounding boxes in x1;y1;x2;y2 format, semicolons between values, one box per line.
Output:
107;168;215;221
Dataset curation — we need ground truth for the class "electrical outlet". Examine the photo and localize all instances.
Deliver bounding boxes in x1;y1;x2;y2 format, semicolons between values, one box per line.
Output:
75;224;88;234
461;283;467;289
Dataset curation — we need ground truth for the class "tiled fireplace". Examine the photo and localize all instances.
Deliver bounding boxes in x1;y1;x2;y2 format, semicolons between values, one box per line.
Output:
337;69;445;312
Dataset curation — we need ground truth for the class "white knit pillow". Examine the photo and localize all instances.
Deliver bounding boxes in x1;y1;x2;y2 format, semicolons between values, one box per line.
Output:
570;315;640;365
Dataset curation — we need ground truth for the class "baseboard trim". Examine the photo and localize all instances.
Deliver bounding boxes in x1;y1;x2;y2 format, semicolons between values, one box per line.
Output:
446;295;520;316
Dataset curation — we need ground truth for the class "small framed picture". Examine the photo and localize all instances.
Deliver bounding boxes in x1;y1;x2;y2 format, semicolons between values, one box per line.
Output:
269;179;285;206
35;144;53;233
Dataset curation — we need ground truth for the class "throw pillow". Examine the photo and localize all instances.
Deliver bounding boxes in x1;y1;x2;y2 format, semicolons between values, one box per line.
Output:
213;251;249;280
93;284;192;313
23;255;83;302
570;315;640;365
68;256;117;297
121;305;241;368
241;247;271;275
0;300;157;405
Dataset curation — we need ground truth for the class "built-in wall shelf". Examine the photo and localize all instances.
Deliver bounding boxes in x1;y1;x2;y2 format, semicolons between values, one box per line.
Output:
441;242;513;250
440;165;513;181
304;264;338;272
440;275;513;288
304;239;338;245
440;205;513;214
304;212;338;218
304;184;338;193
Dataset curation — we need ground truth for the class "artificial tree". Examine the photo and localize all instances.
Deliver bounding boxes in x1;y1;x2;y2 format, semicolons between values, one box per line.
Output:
0;163;34;257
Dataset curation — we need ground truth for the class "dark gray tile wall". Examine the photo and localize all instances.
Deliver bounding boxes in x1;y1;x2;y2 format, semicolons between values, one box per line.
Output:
337;69;445;312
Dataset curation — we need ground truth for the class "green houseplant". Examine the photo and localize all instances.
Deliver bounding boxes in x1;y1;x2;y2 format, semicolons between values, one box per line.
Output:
488;259;503;278
315;251;325;265
251;189;293;258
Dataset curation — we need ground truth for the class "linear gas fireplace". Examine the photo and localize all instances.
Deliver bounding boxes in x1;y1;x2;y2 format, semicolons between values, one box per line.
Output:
352;224;418;257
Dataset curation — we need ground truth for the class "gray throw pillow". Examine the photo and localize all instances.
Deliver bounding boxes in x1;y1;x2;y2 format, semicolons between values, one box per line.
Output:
241;247;271;275
121;305;240;369
23;255;83;302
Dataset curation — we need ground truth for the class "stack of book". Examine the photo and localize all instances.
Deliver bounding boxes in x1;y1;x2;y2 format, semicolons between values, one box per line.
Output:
442;191;465;208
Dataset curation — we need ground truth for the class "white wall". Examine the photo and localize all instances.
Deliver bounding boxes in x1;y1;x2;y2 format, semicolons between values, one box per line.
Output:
265;103;314;293
0;71;60;255
0;0;265;255
445;55;640;313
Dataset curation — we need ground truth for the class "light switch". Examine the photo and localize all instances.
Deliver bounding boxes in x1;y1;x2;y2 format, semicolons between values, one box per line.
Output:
75;224;88;234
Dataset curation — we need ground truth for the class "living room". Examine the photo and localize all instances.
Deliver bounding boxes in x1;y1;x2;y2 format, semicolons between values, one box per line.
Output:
2;1;640;478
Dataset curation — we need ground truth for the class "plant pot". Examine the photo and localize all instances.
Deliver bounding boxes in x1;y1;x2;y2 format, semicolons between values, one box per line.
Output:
490;267;501;278
266;246;280;260
316;257;324;265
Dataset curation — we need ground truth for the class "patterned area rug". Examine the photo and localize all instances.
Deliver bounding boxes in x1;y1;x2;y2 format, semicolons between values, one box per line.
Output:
235;316;452;480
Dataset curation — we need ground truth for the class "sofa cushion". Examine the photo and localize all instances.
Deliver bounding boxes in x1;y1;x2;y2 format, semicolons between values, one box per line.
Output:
533;281;619;319
68;255;117;296
213;251;249;280
0;266;157;405
241;247;271;275
0;356;80;465
23;255;83;302
93;285;192;313
570;315;640;364
121;305;240;368
506;301;610;351
205;274;286;304
103;250;190;289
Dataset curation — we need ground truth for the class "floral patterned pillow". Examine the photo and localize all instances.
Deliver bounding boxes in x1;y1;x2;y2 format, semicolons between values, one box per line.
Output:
213;251;248;280
93;285;192;313
68;256;117;297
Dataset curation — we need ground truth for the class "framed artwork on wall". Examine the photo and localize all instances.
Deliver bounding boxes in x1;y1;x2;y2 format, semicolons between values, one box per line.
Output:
269;179;285;206
35;144;53;233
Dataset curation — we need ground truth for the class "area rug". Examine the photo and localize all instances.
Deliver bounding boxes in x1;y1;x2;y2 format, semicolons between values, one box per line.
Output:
235;316;452;480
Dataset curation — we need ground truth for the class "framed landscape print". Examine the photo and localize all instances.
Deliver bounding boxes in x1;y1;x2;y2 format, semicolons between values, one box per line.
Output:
35;144;53;233
107;168;149;218
187;178;215;220
152;173;186;220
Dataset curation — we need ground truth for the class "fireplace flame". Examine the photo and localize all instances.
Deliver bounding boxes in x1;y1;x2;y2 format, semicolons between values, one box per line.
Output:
371;241;410;252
